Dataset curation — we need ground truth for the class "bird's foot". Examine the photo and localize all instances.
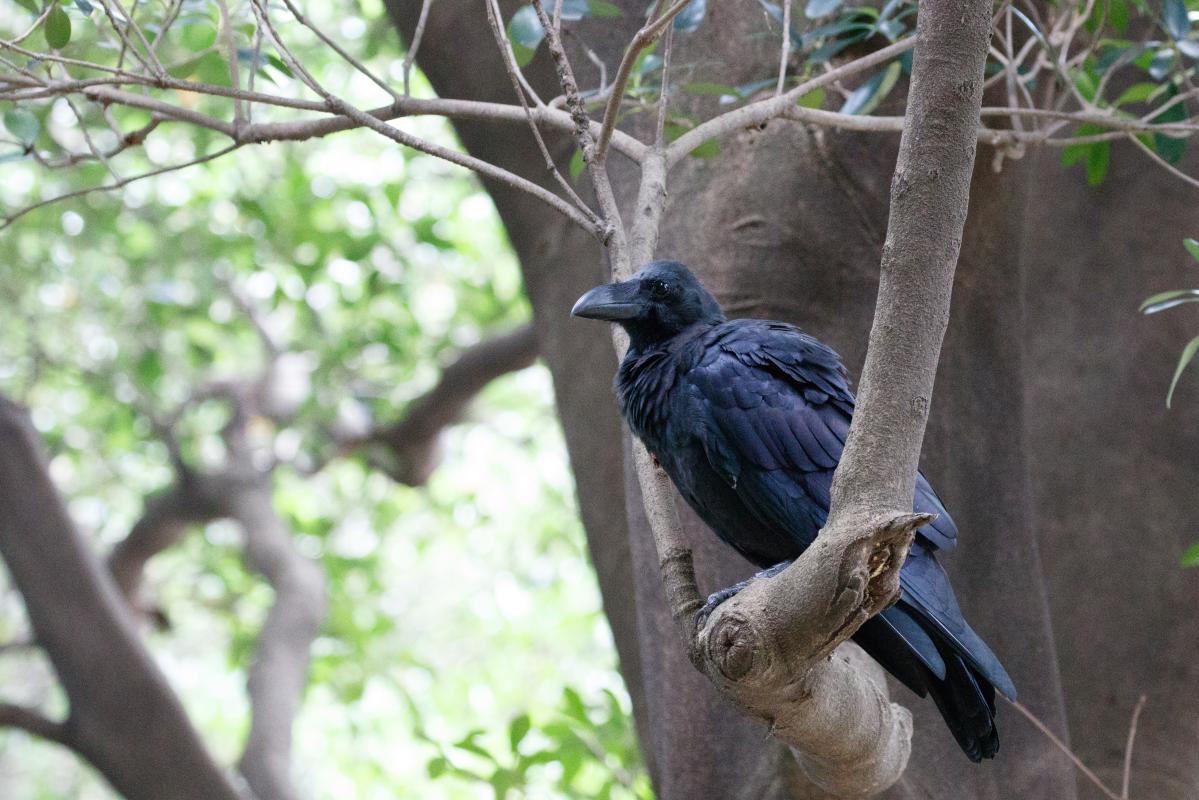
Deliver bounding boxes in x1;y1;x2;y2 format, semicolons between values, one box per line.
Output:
694;560;792;629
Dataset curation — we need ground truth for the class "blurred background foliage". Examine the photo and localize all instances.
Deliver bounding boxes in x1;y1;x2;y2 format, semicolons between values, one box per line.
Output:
0;0;649;797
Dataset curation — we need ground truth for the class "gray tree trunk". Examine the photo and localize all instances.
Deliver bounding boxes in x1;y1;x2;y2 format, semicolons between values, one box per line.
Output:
387;3;1199;798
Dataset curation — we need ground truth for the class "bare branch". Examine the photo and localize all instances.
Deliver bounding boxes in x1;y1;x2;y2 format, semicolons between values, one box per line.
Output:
250;0;606;238
233;479;326;800
775;0;791;96
1006;698;1121;800
0;703;71;747
401;0;433;95
1121;695;1147;799
1128;132;1199;191
1;144;241;231
358;325;538;486
531;0;623;248
666;37;916;167
594;0;694;165
484;0;600;223
278;0;401;102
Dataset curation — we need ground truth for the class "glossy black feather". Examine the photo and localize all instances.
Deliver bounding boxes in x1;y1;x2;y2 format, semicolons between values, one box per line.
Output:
587;261;1015;762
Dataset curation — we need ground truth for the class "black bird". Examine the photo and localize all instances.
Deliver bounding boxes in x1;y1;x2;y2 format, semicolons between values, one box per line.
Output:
572;260;1015;761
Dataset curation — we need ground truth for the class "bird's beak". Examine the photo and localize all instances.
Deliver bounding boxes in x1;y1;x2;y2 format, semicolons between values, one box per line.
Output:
571;281;643;321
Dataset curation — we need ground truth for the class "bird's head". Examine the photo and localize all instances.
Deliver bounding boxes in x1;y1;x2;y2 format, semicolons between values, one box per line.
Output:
571;260;724;350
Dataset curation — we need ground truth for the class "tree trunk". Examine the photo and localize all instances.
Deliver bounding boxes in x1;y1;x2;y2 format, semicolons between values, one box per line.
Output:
1022;142;1199;799
0;398;243;800
387;3;1197;798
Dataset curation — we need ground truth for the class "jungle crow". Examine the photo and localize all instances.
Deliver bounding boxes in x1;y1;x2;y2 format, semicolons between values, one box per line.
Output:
572;260;1015;761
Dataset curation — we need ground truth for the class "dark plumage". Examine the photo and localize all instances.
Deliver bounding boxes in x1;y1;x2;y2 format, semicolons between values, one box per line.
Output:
572;260;1016;762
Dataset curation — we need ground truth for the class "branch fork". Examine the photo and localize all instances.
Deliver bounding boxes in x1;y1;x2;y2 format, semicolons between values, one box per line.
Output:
674;512;929;797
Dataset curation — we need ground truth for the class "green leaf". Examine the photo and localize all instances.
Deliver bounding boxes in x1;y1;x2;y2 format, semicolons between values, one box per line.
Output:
1153;85;1187;163
1148;47;1176;80
568;149;585;180
805;0;841;18
681;81;740;96
266;54;294;78
1180;542;1199;567
673;0;706;32
45;4;72;49
1086;141;1110;185
1140;289;1199;314
561;687;588;722
1166;334;1199;408
1185;237;1199;263
1164;0;1189;40
508;713;531;752
453;730;498;762
689;138;720;159
1113;82;1162;106
508;7;544;50
839;61;900;115
587;0;622;16
1070;66;1099;103
3;108;39;145
427;756;449;778
797;86;825;108
1060;123;1103;167
11;0;39;14
182;22;217;52
1107;0;1129;33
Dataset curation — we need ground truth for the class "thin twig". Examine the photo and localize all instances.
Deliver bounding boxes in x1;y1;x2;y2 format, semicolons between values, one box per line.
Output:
594;0;694;165
1128;132;1199;190
655;24;674;148
252;0;606;237
1;144;242;231
484;0;599;221
278;0;401;101
530;0;623;246
1005;698;1121;800
667;36;916;165
216;0;244;132
1121;694;1147;799
402;0;433;95
775;0;792;96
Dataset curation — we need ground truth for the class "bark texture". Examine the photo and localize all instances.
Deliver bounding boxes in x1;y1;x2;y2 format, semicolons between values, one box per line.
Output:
388;4;1192;798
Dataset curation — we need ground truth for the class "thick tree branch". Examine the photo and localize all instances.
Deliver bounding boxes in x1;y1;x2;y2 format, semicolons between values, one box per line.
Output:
606;0;994;794
826;0;991;522
0;396;242;800
362;324;539;486
232;478;326;800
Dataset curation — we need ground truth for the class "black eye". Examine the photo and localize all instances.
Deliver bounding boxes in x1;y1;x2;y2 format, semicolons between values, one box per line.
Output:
647;279;670;299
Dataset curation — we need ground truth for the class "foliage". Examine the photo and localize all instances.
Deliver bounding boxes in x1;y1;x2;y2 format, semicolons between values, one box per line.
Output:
0;3;647;798
1140;238;1199;569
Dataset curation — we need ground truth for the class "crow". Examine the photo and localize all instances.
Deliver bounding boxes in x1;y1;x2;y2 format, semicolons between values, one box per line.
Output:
572;259;1015;761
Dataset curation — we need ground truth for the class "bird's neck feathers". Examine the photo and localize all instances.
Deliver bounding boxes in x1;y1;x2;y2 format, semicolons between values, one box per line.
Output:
616;321;714;442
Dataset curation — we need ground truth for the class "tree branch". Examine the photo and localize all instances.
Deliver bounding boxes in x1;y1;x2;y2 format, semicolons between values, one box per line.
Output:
613;0;994;794
232;477;326;800
360;324;539;486
0;396;242;800
665;36;916;167
0;702;71;747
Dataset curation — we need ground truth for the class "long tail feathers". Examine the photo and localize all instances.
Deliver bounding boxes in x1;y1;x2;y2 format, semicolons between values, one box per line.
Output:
925;649;999;762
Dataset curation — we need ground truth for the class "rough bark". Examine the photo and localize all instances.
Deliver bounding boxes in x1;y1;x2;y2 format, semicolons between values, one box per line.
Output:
0;396;244;800
384;3;1193;799
1022;142;1199;799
